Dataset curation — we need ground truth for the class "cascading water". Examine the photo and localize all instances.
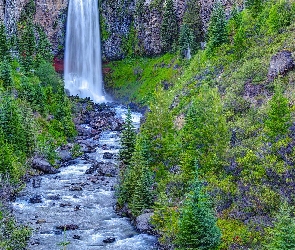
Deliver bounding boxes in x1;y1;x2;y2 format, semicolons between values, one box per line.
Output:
64;0;106;102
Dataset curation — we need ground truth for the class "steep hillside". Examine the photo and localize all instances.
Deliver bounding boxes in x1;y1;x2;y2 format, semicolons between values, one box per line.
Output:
108;1;295;249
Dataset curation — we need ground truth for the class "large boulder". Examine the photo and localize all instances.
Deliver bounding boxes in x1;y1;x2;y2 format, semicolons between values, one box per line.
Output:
135;212;156;235
268;50;294;81
32;157;60;174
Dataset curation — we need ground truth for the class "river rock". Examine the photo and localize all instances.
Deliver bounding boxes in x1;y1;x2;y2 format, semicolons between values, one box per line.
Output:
32;157;60;174
69;185;83;191
56;224;79;231
58;149;72;162
32;178;42;188
29;194;42;204
135;212;155;235
103;152;114;159
103;237;116;243
268;50;294;81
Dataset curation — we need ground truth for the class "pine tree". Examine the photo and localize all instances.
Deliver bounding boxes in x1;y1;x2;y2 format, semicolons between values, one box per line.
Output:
207;2;228;52
182;0;203;53
119;108;136;166
130;165;154;215
0;59;13;89
179;23;194;58
264;87;291;141
161;0;178;52
35;26;53;65
0;23;9;61
182;85;229;173
266;203;295;249
19;21;36;72
175;166;221;249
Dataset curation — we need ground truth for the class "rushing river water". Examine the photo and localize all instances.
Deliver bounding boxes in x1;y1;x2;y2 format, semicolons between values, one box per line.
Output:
12;106;157;250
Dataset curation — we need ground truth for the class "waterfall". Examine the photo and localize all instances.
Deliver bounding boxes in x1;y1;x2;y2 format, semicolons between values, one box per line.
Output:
64;0;106;102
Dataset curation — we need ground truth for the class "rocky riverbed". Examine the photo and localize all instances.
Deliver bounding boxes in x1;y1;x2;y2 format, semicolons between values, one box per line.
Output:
11;101;157;250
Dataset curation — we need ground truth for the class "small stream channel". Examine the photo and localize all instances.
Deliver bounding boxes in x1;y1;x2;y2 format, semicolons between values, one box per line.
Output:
12;105;157;250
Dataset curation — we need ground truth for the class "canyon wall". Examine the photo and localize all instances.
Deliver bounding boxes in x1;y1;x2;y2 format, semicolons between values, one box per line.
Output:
0;0;232;60
0;0;68;56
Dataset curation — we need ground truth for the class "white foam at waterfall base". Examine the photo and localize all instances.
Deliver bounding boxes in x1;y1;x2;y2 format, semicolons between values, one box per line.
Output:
64;0;107;103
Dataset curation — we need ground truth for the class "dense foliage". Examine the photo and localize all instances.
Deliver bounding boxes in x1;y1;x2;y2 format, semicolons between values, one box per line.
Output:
109;0;295;248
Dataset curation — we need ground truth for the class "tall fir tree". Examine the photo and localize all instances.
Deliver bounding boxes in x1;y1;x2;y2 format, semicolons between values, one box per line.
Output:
175;165;221;249
119;108;136;166
19;21;36;72
182;0;203;54
0;59;13;89
207;2;228;52
0;23;9;61
35;26;53;65
130;165;154;215
179;23;194;58
161;0;178;52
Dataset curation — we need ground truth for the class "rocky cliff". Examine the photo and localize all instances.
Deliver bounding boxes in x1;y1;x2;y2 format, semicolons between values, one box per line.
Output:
0;0;68;56
0;0;232;60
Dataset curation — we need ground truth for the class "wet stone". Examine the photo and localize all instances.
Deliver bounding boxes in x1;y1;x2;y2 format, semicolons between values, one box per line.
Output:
47;194;60;200
103;152;114;159
29;195;42;204
69;185;83;191
56;224;79;231
103;237;116;243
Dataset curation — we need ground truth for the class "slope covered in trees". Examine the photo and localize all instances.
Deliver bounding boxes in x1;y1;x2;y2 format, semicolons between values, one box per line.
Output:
106;0;295;248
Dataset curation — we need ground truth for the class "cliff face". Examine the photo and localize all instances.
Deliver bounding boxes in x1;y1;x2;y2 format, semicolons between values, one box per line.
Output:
0;0;232;60
0;0;68;55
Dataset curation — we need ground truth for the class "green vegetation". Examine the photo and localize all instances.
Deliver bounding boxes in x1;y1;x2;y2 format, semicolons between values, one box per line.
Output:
111;0;295;248
0;1;76;246
175;167;221;249
119;109;136;166
0;204;31;250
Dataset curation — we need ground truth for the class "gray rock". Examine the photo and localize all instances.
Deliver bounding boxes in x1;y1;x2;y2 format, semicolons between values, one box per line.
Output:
103;152;114;159
135;212;155;235
29;194;42;204
69;185;83;191
268;50;294;81
58;149;72;162
103;237;116;243
32;157;59;174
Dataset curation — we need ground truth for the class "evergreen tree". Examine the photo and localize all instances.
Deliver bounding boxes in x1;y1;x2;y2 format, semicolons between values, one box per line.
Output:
0;59;13;89
161;0;178;52
179;23;194;58
0;23;9;61
207;2;228;52
119;108;136;166
182;0;203;53
130;165;154;215
182;85;229;173
266;202;295;249
264;87;291;141
19;21;36;72
35;26;53;65
175;166;221;249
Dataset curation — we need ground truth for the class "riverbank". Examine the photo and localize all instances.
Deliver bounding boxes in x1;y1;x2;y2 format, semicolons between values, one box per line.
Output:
9;99;157;249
